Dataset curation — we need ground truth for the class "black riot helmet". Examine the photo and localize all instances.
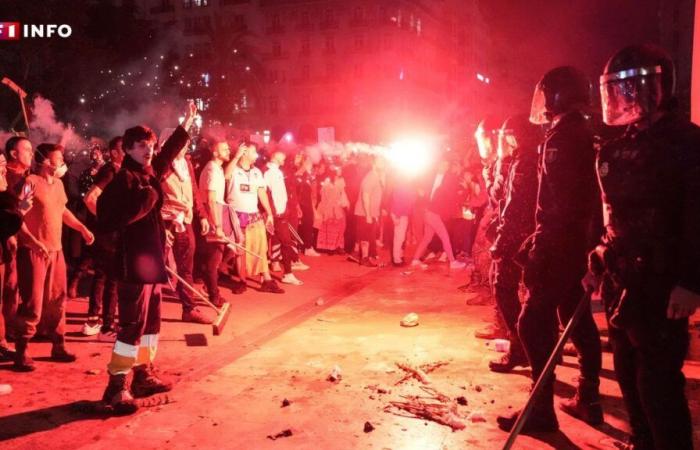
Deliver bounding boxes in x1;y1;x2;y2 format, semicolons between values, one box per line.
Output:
474;116;502;161
498;114;543;158
530;66;591;125
600;44;675;126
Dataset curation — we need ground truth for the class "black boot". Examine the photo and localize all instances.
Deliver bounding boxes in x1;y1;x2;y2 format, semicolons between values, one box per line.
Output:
50;343;77;362
559;377;604;425
0;343;16;362
13;339;35;372
489;347;529;373
497;402;559;433
498;383;559;433
131;364;173;398
102;373;139;415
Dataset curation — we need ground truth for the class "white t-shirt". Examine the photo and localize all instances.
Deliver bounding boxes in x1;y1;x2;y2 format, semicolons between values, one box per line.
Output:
264;162;287;215
226;165;266;213
199;160;225;204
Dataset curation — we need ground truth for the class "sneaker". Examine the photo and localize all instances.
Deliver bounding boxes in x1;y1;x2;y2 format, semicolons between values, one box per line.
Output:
291;261;310;271
230;282;247;295
50;344;77;363
13;340;35;372
281;273;304;286
423;252;437;261
438;252;448;262
410;259;428;269
346;255;360;263
260;280;285;294
98;328;118;343
305;248;321;257
392;259;406;267
182;308;213;324
82;318;102;336
270;261;282;272
131;364;172;398
0;344;15;362
360;257;379;268
449;260;467;270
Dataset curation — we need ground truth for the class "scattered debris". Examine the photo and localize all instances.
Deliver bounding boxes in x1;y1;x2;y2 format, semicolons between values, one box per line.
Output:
0;384;12;395
456;396;468;406
85;369;101;375
281;399;291;408
90;352;101;357
474;385;482;393
395;360;449;385
363;422;375;433
400;313;419;327
400;271;413;276
396;362;431;384
467;410;486;423
327;365;342;383
493;339;510;353
385;391;466;432
315;298;325;306
267;429;293;440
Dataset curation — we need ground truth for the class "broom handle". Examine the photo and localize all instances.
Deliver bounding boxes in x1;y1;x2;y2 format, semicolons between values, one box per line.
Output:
221;237;263;260
502;288;593;450
165;266;221;314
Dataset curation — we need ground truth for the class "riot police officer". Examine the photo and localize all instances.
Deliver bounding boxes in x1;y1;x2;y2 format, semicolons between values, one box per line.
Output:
498;66;603;432
489;115;542;373
592;44;700;450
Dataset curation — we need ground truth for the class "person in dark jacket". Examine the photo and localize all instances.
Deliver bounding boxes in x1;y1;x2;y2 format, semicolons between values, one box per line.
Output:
0;153;31;361
410;158;466;270
588;44;700;450
488;115;542;373
499;67;603;433
97;102;197;414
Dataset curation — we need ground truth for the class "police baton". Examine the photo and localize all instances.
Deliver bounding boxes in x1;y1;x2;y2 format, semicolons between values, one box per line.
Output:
502;287;594;450
221;236;263;260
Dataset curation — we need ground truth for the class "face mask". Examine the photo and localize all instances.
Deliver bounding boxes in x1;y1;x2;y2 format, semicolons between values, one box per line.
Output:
53;163;68;178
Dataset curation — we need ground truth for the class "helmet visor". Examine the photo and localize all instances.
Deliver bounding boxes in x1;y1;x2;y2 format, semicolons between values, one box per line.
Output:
529;84;549;125
600;66;662;126
474;125;495;160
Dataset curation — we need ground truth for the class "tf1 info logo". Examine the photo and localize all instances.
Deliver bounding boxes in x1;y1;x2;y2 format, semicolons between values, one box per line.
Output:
0;22;73;40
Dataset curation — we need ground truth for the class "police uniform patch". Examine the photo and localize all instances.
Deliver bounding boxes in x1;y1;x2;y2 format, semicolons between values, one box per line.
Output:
545;147;558;163
599;162;609;177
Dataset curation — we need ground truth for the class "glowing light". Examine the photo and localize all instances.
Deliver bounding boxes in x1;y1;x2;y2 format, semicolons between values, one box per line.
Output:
263;130;271;144
245;66;251;72
387;137;434;177
79;97;85;104
194;115;203;128
283;132;293;143
477;73;490;84
174;65;180;71
178;116;185;124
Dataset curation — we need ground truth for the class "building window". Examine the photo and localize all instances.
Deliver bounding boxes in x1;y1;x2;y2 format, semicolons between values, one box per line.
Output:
233;14;246;30
269;97;279;115
353;6;363;23
272;42;281;57
183;0;192;8
193;0;208;6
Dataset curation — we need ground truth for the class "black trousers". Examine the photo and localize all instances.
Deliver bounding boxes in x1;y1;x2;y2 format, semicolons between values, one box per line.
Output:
170;223;196;312
202;240;225;304
518;251;602;403
344;213;357;253
493;257;522;339
602;275;692;450
87;234;118;330
116;282;161;345
273;217;299;274
299;204;315;250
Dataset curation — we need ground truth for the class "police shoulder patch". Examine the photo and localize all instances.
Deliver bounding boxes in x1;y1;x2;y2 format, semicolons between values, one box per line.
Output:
545;147;558;164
